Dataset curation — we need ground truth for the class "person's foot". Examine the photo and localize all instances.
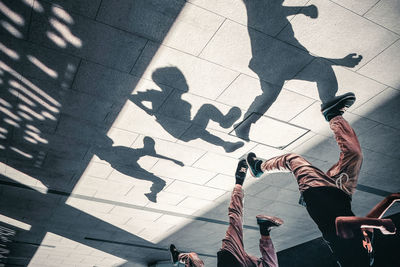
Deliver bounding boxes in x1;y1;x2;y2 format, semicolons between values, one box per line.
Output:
321;92;356;121
169;244;180;264
234;123;250;141
246;152;263;177
145;193;157;203
235;159;248;185
224;141;244;153
257;215;284;235
220;107;241;128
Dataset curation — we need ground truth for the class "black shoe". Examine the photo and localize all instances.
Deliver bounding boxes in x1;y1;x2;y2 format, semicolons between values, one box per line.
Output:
246;152;263;178
256;215;284;235
235;159;248;185
321;93;356;121
169;244;180;264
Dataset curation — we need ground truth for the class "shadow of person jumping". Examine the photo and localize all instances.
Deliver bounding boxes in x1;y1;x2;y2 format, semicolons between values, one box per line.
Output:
93;135;183;203
234;0;363;140
131;67;244;153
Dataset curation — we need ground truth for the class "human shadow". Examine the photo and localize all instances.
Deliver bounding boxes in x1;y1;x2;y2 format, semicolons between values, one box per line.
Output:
92;135;183;203
131;67;244;153
234;0;363;140
0;175;170;266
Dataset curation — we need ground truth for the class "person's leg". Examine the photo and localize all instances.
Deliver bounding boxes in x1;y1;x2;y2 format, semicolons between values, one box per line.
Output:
220;160;252;266
325;115;363;195
247;152;335;191
220;184;249;265
234;82;283;141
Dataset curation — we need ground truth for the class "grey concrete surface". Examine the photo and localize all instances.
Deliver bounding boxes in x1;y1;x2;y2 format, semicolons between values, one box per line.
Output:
0;0;399;266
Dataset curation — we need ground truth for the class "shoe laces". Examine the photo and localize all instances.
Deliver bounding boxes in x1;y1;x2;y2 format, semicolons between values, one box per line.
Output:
239;167;247;173
335;172;350;194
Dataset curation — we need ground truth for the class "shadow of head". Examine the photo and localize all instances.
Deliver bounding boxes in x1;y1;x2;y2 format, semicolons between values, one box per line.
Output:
152;66;188;93
143;136;155;150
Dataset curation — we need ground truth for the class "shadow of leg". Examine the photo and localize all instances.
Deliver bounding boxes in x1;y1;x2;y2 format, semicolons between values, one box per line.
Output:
192;104;241;129
234;83;282;140
134;171;167;203
198;128;244;153
296;58;339;104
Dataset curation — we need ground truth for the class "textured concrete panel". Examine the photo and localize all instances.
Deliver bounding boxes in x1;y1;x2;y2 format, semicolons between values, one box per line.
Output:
205;173;236;191
0;0;33;39
233;115;309;148
131;41;238;99
358;124;400;158
277;0;398;71
218;74;315;122
98;0;224;55
40;0;102;18
188;0;309;36
329;0;379;15
113;101;191;142
284;58;387;111
30;1;147;72
151;160;215;185
177;125;256;157
364;0;400;34
200;20;312;84
165;180;226;201
358;40;400;89
193;152;237;176
353;87;400;129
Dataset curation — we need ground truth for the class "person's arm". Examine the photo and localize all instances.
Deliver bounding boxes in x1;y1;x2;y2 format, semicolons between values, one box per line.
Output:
154;153;184;166
366;192;400;218
325;53;363;67
284;5;318;18
129;90;155;115
335;216;396;239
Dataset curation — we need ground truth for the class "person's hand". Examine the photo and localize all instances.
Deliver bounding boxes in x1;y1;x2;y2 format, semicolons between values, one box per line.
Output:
303;5;318;19
388;192;400;201
174;160;184;167
339;53;363;67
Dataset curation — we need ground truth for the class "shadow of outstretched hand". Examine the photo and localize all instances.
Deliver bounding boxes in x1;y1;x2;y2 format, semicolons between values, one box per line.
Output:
174;160;184;167
336;53;363;67
303;4;318;19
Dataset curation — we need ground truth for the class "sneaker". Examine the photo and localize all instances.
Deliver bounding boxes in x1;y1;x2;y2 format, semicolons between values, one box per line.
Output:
169;244;180;264
246;152;263;177
256;215;284;232
321;92;356;121
235;159;248;184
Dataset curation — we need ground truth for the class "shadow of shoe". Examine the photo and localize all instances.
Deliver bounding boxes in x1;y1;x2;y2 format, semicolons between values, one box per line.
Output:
224;141;245;153
220;106;241;128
